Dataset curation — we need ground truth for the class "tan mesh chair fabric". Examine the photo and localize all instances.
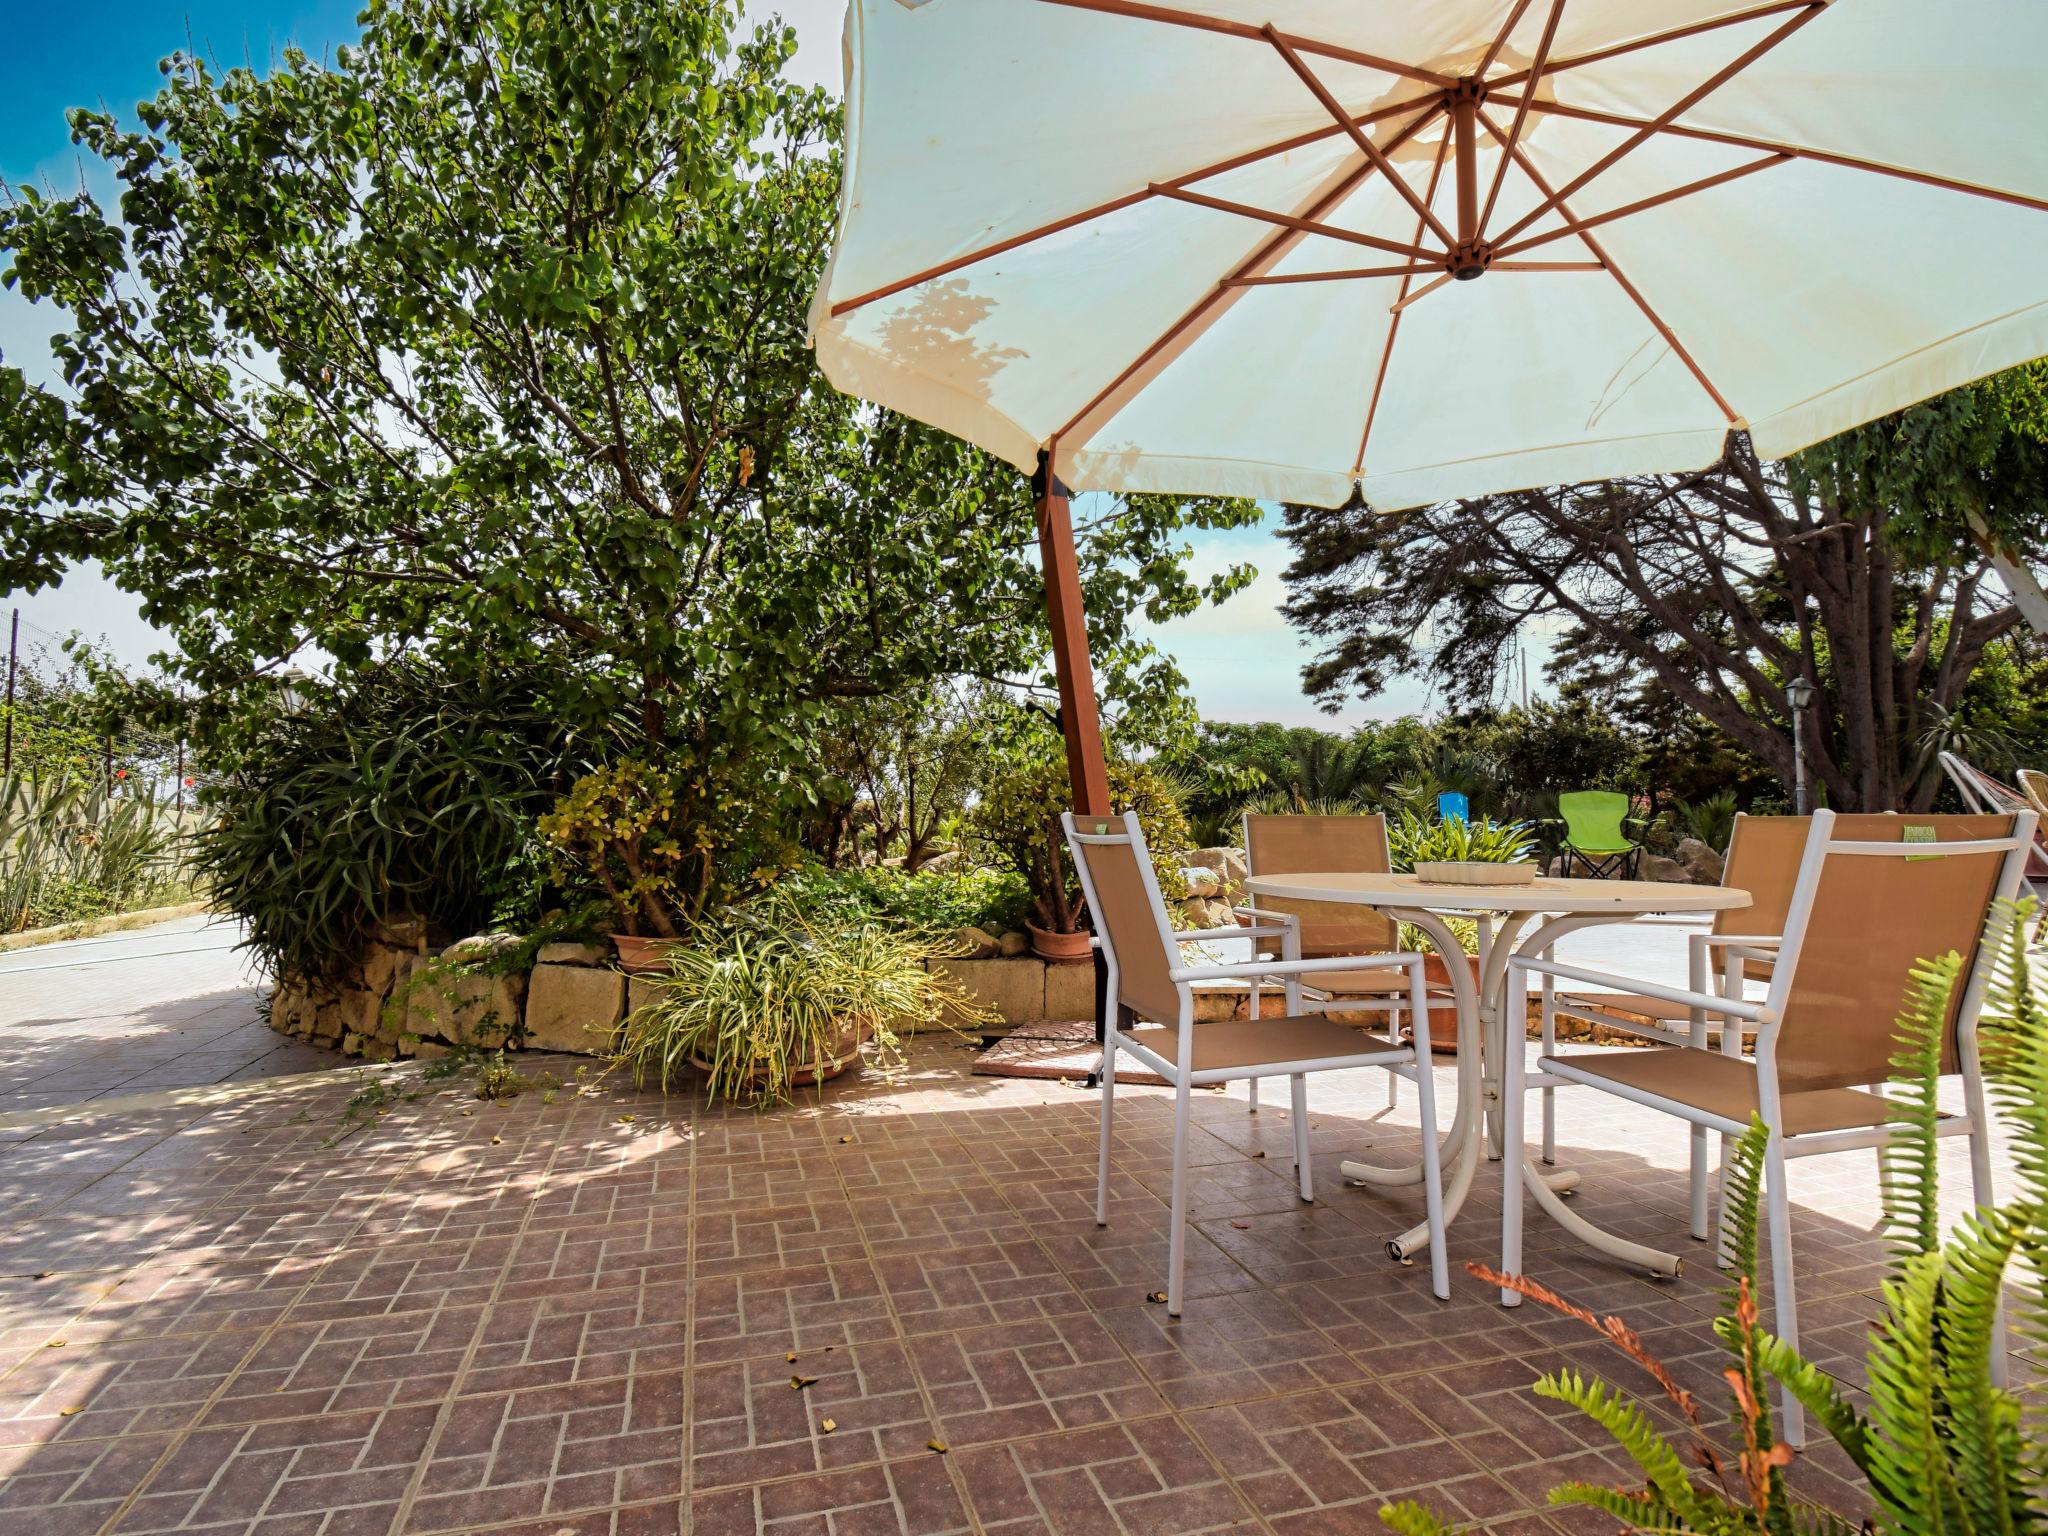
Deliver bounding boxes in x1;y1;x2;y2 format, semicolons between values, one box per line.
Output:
1244;813;1397;955
1127;1016;1397;1073
1772;813;2013;1091
1545;1047;1897;1135
1714;813;1810;983
1068;823;1182;1027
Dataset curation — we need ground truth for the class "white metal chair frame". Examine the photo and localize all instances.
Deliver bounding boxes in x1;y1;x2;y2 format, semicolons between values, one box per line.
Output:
1065;811;1451;1311
1500;808;2035;1445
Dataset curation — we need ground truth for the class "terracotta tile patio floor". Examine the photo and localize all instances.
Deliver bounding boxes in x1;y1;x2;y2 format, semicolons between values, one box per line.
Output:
0;1027;2034;1536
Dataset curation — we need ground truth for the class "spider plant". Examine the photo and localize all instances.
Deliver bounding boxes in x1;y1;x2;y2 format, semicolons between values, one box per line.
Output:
1385;807;1537;870
1382;899;2048;1535
615;903;995;1105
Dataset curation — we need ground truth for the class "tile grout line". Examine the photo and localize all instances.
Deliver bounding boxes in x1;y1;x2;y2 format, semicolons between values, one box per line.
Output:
82;1117;466;1536
679;1094;700;1536
379;1100;590;1536
829;1121;990;1536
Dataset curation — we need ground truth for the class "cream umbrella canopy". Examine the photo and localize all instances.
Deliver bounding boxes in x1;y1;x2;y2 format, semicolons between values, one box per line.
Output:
807;0;2048;806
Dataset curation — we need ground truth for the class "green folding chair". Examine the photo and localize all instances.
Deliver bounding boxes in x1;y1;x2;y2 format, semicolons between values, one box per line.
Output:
1555;790;1643;879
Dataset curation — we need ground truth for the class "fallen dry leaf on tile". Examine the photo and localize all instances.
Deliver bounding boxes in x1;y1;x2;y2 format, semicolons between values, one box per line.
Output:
838;1136;853;1144
820;1418;837;1433
616;1115;636;1124
1230;1221;1250;1230
491;1136;502;1145
927;1439;948;1454
45;1340;64;1348
790;1375;818;1390
1250;1150;1266;1159
786;1352;797;1363
1145;1291;1168;1304
58;1407;84;1417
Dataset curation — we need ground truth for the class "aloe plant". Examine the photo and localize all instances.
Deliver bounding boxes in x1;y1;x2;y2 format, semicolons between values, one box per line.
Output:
1382;900;2048;1535
0;772;199;931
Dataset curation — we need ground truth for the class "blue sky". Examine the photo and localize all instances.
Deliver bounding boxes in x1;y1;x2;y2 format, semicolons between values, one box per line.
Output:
0;0;1449;725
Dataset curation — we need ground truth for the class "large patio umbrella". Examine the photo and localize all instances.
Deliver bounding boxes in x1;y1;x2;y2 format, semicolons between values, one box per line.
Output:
807;0;2048;809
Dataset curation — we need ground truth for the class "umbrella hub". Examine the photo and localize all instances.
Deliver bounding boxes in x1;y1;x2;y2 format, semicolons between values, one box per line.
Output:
1447;241;1494;281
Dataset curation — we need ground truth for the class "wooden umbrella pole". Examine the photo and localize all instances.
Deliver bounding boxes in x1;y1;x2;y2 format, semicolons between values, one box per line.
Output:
1035;445;1112;816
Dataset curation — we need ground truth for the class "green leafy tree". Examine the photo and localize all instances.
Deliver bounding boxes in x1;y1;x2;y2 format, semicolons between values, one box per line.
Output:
0;0;1253;825
1283;396;2045;810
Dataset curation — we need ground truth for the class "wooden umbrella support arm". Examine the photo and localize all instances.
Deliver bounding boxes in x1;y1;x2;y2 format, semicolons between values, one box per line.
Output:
1034;445;1112;817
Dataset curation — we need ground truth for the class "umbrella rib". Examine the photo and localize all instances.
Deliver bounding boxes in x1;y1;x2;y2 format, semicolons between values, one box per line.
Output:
825;92;1440;321
1057;103;1446;455
1033;0;1456;88
1354;123;1455;477
1228;265;1442;286
1149;184;1438;262
1479;109;1740;424
1482;93;2048;217
1389;272;1456;314
1492;153;1792;257
1263;26;1457;251
1490;1;1827;250
1475;0;1537;80
1487;0;1816;92
1477;0;1568;239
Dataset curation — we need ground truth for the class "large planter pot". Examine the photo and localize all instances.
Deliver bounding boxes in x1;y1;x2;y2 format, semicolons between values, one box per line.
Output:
611;933;682;975
690;1021;873;1092
1029;923;1094;965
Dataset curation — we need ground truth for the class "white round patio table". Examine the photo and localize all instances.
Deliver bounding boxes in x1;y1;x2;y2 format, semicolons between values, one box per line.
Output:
1242;871;1750;1286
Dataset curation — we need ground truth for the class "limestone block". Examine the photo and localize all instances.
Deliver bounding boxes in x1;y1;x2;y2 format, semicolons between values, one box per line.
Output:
1183;867;1221;898
524;963;626;1055
406;966;527;1048
1187;846;1249;899
953;925;1000;959
535;940;609;966
997;930;1028;958
626;975;664;1021
1043;959;1098;1022
927;957;1044;1024
442;932;525;965
1639;853;1693;884
1675;837;1725;884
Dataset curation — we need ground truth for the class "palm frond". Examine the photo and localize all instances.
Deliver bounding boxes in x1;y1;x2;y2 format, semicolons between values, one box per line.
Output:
1882;953;1964;1259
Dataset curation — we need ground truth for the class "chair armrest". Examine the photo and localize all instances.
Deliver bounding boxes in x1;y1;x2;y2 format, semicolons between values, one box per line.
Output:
1696;933;1782;950
1509;954;1773;1021
1173;952;1427;984
1173;924;1288;945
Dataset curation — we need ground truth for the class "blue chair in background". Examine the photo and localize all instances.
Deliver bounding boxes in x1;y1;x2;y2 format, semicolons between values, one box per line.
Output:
1436;792;1469;825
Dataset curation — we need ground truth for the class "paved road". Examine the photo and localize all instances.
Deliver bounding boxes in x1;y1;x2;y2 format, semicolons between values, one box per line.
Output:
0;915;337;1116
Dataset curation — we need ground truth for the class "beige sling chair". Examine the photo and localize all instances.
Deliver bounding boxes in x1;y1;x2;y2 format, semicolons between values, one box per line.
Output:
1501;809;2034;1445
1240;813;1454;1114
1064;810;1450;1311
1541;814;1810;1236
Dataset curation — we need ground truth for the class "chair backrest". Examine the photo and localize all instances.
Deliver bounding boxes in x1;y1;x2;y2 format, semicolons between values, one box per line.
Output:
1558;790;1632;851
2018;769;2048;821
1062;811;1183;1026
1437;792;1469;824
1763;810;2031;1092
1243;811;1396;955
1712;814;1811;937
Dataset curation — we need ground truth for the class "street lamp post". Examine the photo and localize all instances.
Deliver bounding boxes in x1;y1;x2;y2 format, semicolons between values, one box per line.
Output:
1786;677;1816;814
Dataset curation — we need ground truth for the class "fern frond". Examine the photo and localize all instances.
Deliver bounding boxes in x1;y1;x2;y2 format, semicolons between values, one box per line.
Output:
1532;1370;1709;1522
1978;899;2048;1216
1936;1207;2029;1536
1719;1116;1770;1317
1862;1253;1971;1534
1545;1480;1692;1530
1882;952;1964;1259
1377;1500;1461;1536
1719;1319;1872;1477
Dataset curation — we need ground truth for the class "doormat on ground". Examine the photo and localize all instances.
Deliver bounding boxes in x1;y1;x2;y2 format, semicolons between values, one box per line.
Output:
970;1019;1166;1086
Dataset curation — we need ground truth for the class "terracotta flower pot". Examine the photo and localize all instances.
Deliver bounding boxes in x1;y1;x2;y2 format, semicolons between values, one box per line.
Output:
1029;923;1094;964
690;1021;874;1091
611;933;682;975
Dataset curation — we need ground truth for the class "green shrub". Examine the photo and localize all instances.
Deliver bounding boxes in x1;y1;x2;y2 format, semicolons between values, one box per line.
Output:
770;864;1031;939
1674;789;1740;852
966;750;1191;933
198;659;592;987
